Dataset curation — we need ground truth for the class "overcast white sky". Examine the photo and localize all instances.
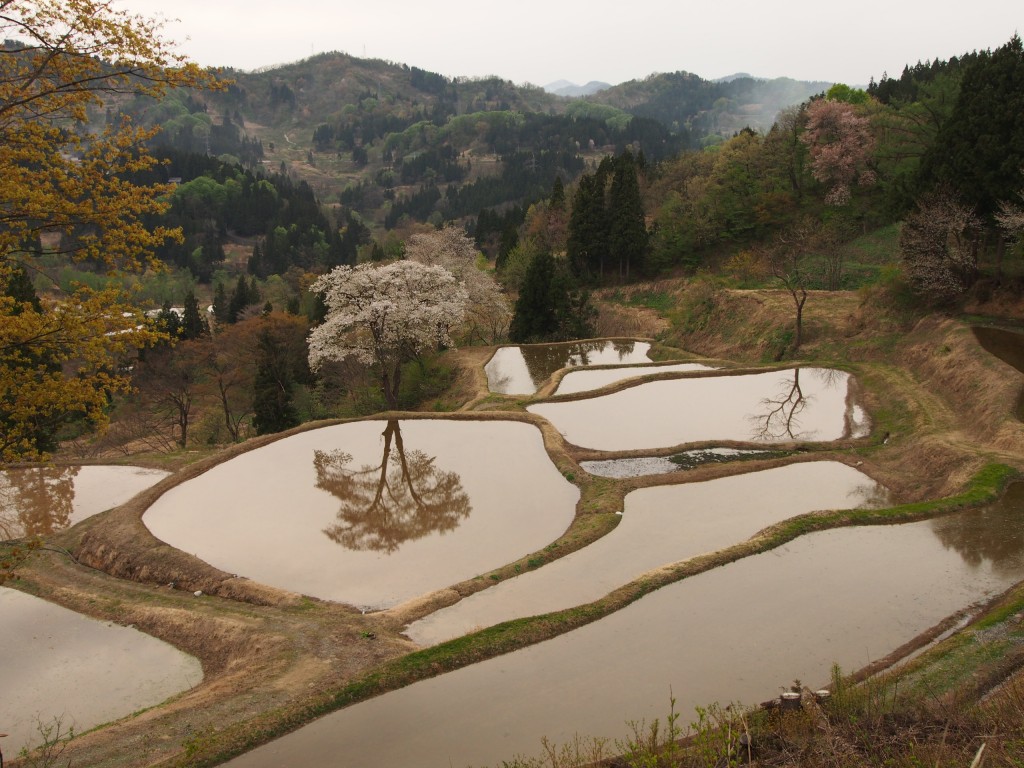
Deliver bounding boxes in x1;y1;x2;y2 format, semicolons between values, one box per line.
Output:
115;0;1020;88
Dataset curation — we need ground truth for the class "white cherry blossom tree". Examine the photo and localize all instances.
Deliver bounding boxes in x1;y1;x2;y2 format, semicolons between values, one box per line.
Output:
403;226;511;343
308;260;467;409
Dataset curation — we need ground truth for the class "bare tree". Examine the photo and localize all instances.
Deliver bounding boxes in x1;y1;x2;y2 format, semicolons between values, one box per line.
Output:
765;218;830;352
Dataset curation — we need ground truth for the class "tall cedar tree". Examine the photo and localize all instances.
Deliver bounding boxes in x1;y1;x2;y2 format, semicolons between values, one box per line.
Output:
567;172;609;280
509;250;596;342
180;290;209;340
919;35;1024;221
609;152;648;279
252;326;299;435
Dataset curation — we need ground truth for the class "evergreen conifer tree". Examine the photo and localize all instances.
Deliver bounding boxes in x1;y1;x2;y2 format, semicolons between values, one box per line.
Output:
919;35;1024;219
550;177;566;210
212;282;229;324
510;249;559;342
609;152;648;279
227;274;251;323
180;290;209;340
252;326;299;435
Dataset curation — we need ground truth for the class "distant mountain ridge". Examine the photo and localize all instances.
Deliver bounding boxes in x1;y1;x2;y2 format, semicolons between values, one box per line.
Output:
544;80;612;97
156;52;834;231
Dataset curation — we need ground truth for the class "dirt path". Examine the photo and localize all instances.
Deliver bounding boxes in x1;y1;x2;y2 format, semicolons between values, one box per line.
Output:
8;292;1024;767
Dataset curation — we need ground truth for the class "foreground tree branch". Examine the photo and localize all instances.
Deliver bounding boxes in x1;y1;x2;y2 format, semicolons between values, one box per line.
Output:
0;0;215;460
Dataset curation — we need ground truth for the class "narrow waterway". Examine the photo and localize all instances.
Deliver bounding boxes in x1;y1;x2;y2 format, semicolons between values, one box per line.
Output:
553;362;715;395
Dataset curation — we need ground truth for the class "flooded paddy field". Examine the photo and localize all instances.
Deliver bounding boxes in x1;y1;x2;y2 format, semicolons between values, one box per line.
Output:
406;461;889;645
553;361;716;395
580;447;778;478
0;587;202;755
143;419;578;610
529;367;868;451
226;492;1024;768
0;465;169;539
485;340;653;394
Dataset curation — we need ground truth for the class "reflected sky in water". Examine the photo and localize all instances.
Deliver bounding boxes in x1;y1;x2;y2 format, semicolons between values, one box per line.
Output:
229;491;1024;768
145;420;578;609
554;362;715;395
529;368;867;450
0;587;201;755
0;465;168;540
485;340;651;394
407;461;889;645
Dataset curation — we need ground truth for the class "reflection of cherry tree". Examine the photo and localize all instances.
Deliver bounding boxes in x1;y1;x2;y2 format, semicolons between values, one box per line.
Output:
750;369;809;441
314;421;471;553
0;466;79;539
610;340;637;360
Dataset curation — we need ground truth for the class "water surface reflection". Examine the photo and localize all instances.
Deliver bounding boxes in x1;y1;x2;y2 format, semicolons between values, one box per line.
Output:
0;587;202;755
931;481;1024;573
0;465;169;539
486;340;652;394
529;368;866;451
144;420;577;608
406;461;889;645
228;497;1024;768
315;420;471;553
554;362;715;396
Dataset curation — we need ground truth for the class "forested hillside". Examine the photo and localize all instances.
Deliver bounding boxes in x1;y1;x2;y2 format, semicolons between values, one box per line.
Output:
6;23;1023;459
117;53;830;253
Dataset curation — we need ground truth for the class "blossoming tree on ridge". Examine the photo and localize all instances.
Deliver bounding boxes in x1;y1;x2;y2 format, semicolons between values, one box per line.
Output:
307;261;468;409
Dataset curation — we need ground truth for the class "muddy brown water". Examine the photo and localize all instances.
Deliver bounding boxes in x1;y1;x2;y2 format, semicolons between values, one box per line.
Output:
972;326;1024;417
553;362;716;395
225;488;1024;768
0;587;202;755
529;368;868;451
973;325;1024;374
405;461;889;646
0;465;169;540
485;340;653;394
143;420;578;610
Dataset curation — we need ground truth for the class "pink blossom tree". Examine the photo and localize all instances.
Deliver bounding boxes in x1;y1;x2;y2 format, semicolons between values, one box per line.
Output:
801;100;877;206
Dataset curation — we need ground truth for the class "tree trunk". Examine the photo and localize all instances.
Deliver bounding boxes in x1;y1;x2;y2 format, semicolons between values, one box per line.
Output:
794;289;807;351
382;365;401;410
